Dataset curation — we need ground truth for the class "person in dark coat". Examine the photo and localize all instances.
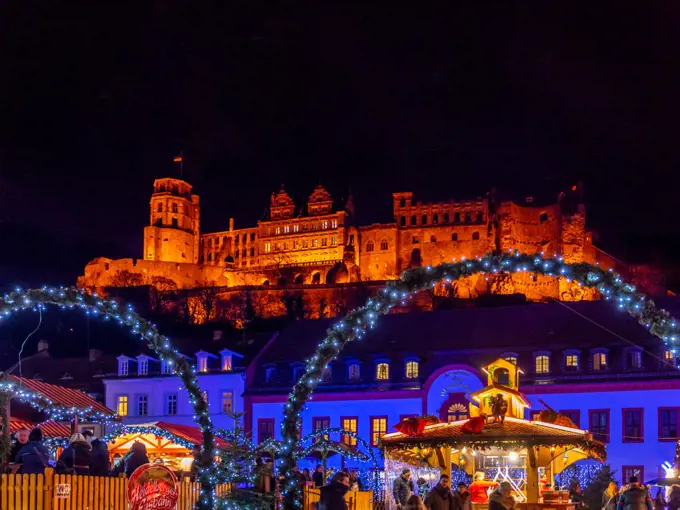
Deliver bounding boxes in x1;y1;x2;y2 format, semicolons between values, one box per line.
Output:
424;474;455;510
617;477;653;510
455;482;472;510
319;471;350;510
123;442;150;477
9;428;29;468
14;428;49;475
57;433;92;475
488;482;516;510
312;464;324;487
394;468;415;508
303;468;312;482
82;430;110;477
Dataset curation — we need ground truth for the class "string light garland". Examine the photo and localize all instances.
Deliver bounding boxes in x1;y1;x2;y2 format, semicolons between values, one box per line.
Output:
0;286;216;510
279;251;679;508
296;428;378;467
102;424;199;451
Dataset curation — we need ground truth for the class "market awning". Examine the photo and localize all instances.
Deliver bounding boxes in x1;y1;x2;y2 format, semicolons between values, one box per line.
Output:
9;417;71;438
106;421;229;452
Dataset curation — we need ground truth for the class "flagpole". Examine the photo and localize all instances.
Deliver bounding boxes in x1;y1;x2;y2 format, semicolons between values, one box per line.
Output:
180;150;184;179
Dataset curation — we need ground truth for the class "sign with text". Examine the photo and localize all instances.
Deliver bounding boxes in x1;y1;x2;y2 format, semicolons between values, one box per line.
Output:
128;463;179;510
56;484;71;499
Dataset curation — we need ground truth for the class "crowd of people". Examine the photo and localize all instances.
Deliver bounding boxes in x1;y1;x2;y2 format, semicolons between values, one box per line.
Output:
9;427;150;477
592;477;680;510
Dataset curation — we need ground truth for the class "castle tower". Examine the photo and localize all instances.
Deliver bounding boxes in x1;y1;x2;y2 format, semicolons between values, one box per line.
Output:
143;178;200;263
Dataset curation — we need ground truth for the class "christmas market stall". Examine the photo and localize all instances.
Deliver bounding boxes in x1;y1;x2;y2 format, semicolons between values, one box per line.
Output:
380;358;606;510
104;421;229;477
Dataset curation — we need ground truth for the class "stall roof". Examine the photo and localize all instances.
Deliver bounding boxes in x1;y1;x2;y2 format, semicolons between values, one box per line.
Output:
9;417;71;438
9;375;113;416
112;421;229;449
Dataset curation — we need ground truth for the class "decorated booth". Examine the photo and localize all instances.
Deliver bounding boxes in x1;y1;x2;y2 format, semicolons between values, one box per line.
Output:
381;358;606;510
105;421;229;477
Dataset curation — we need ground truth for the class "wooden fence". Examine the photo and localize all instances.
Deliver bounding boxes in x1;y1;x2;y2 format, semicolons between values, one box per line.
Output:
0;468;231;510
304;486;374;510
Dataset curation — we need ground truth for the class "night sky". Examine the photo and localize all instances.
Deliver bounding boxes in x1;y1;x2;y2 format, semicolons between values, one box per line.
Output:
3;2;680;288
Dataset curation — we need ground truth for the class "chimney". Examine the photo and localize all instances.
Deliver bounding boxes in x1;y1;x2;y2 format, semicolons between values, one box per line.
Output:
89;349;103;362
229;218;234;231
37;339;49;353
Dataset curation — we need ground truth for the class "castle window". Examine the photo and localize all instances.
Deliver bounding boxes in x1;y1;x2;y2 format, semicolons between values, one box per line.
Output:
592;351;608;371
399;198;406;207
539;212;549;223
215;237;220;245
400;216;406;226
283;225;290;233
171;218;178;228
464;212;471;223
322;220;329;229
347;362;360;381
454;212;461;223
411;215;417;226
349;235;354;245
430;235;436;243
412;236;419;244
223;236;227;244
172;203;178;213
472;232;480;240
432;214;439;225
376;362;389;380
405;361;419;379
157;203;163;212
380;239;388;250
331;236;337;246
274;211;280;218
275;242;281;250
250;247;255;256
208;239;213;247
476;212;484;223
443;213;449;223
451;232;458;241
235;250;239;258
242;249;247;257
293;240;299;249
312;272;321;284
422;215;428;225
312;239;318;248
303;240;309;248
321;238;327;247
200;255;204;263
312;223;319;231
235;236;239;243
265;243;271;253
293;224;299;233
535;354;550;374
251;233;256;241
207;253;212;262
331;219;338;228
275;226;281;235
366;241;375;252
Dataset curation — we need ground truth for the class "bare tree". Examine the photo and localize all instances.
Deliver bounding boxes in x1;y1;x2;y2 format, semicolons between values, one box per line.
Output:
108;270;145;287
149;276;178;313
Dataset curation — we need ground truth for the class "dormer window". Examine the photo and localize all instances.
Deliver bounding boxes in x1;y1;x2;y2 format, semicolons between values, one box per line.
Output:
118;357;130;377
138;357;149;376
535;353;550;374
592;351;608;371
664;350;677;368
347;362;360;382
197;353;209;373
265;366;276;384
222;353;232;371
627;349;643;369
405;360;419;379
161;360;174;375
502;352;518;365
376;362;390;381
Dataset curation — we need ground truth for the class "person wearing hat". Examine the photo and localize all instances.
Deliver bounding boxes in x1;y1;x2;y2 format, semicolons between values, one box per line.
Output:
82;430;110;477
488;482;516;510
394;468;416;508
57;433;92;475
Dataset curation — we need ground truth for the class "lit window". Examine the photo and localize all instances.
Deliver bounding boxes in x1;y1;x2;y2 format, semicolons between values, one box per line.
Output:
222;392;233;414
504;356;517;365
283;225;290;233
313;417;330;440
312;223;319;231
198;356;208;373
331;220;338;228
380;239;388;250
348;363;360;381
137;395;148;416
138;359;148;376
303;240;309;248
321;238;327;247
565;354;579;371
172;203;178;213
119;360;129;377
366;241;374;252
265;243;271;253
161;360;174;375
535;355;549;374
376;363;389;380
222;354;232;371
664;350;677;368
371;417;387;447
117;396;128;416
448;402;468;422
593;352;607;371
202;391;209;407
312;239;318;248
293;224;299;233
342;417;357;446
167;394;177;415
275;226;281;235
405;361;419;379
331;236;337;246
322;220;328;229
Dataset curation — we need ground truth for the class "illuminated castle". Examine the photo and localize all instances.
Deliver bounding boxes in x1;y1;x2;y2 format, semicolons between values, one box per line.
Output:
78;178;663;318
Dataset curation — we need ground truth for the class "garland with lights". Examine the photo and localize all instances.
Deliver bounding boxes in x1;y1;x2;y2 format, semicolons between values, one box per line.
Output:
279;251;680;508
0;287;216;510
297;428;378;468
102;424;201;451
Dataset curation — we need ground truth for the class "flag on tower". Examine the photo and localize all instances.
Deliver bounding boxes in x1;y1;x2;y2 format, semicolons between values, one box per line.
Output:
173;153;183;163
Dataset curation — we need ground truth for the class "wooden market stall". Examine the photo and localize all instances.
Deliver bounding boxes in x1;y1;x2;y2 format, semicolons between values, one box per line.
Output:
381;358;606;510
106;421;228;476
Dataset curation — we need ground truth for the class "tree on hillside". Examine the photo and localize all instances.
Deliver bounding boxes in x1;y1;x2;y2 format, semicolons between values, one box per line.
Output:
149;276;178;313
108;270;145;287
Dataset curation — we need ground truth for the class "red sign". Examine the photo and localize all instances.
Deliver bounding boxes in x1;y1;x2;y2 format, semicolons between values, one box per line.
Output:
128;463;179;510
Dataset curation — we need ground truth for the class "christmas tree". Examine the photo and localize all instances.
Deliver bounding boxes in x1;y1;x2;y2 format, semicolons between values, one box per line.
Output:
583;464;617;510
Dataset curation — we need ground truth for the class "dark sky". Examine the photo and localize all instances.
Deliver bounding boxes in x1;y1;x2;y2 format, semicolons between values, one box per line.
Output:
3;2;680;288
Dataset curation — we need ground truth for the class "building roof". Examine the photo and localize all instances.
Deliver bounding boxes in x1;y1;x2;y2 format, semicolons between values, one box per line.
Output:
9;417;72;438
469;383;530;406
113;421;229;448
9;375;113;416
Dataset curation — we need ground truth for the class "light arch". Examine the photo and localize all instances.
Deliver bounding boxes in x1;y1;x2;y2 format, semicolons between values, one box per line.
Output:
279;251;680;508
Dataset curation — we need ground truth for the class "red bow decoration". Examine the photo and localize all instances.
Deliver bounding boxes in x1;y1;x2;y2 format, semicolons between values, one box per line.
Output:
461;416;487;433
394;416;440;436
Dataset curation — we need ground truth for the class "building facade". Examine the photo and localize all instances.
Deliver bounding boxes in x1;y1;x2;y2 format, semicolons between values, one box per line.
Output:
245;301;680;481
78;179;664;319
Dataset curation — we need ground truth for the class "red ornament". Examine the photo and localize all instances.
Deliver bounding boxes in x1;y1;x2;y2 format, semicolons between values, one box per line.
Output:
462;416;487;433
394;416;440;436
